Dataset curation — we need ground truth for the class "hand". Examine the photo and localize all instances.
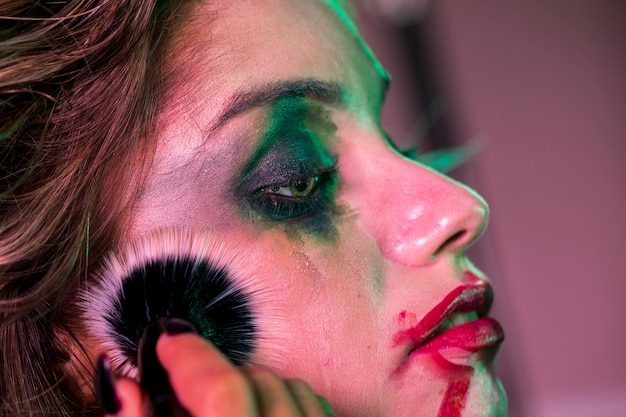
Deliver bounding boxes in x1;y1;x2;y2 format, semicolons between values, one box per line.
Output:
97;322;336;417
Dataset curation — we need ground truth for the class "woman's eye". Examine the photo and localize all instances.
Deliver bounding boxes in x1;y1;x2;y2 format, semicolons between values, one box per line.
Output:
262;175;319;198
246;164;337;221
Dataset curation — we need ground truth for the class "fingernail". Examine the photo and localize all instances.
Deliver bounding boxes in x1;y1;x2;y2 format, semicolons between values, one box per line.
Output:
162;317;197;335
95;354;120;415
140;319;192;417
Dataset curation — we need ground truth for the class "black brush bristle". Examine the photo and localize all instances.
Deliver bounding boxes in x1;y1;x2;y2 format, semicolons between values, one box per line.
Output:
81;229;282;379
107;256;255;370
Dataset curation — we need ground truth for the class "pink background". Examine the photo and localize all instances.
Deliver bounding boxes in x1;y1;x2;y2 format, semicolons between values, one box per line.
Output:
357;1;626;416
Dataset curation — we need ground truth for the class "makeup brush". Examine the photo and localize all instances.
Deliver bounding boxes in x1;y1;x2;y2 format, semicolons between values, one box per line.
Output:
81;228;285;414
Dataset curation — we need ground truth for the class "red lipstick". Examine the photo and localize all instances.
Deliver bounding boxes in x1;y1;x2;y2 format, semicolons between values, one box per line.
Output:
419;317;503;353
393;274;504;368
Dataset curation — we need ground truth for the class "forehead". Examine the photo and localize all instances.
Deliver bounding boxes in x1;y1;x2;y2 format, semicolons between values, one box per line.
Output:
166;0;385;127
197;0;356;75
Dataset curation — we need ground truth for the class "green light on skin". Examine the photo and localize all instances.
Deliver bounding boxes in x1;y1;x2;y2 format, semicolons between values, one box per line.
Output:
320;0;392;142
323;0;391;90
240;96;337;181
238;95;341;242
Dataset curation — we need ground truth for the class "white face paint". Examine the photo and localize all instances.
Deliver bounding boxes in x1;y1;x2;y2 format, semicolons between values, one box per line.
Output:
121;1;506;416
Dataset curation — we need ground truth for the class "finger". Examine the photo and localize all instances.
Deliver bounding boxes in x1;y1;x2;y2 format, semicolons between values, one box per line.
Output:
95;355;143;417
285;379;336;417
244;368;301;416
316;396;337;417
157;330;256;417
115;378;144;417
139;319;191;417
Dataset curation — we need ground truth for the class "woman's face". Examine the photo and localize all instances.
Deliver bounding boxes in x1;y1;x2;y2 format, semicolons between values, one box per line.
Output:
124;0;506;416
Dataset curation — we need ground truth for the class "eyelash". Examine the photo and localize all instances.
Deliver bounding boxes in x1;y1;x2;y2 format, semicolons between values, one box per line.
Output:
248;163;338;221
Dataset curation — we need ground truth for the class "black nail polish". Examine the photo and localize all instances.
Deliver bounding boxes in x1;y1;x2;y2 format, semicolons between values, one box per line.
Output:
139;319;191;417
95;355;120;415
162;317;197;335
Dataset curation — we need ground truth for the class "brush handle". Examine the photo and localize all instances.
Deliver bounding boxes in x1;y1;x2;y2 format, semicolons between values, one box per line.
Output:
139;318;192;417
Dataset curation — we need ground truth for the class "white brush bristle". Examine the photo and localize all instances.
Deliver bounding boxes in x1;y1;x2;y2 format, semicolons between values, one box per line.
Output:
80;227;289;378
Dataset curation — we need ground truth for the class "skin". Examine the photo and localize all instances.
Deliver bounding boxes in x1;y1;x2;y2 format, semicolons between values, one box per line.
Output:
107;0;507;416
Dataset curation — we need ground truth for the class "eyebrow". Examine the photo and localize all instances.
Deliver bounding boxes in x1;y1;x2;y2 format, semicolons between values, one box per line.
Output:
208;78;345;133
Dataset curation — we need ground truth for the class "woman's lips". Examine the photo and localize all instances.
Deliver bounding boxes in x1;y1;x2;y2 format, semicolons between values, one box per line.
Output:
417;317;504;353
393;276;504;371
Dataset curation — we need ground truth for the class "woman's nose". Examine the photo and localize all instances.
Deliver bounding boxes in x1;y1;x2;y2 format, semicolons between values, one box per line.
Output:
344;140;489;268
385;175;488;267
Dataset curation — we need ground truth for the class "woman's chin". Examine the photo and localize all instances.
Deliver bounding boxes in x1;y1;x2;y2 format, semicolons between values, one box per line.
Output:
462;367;507;417
386;353;507;417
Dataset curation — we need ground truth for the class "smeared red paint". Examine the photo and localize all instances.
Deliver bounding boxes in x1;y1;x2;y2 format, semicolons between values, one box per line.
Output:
419;317;503;353
462;270;483;284
432;353;474;417
397;310;407;323
398;310;407;319
390;272;502;415
431;351;472;376
390;279;503;377
392;280;493;348
437;377;471;417
397;310;418;328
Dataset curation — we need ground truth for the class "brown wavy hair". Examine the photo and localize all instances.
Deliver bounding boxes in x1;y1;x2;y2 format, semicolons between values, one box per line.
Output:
0;0;194;415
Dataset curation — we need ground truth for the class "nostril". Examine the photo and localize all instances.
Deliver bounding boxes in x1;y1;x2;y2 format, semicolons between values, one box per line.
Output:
433;230;466;257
